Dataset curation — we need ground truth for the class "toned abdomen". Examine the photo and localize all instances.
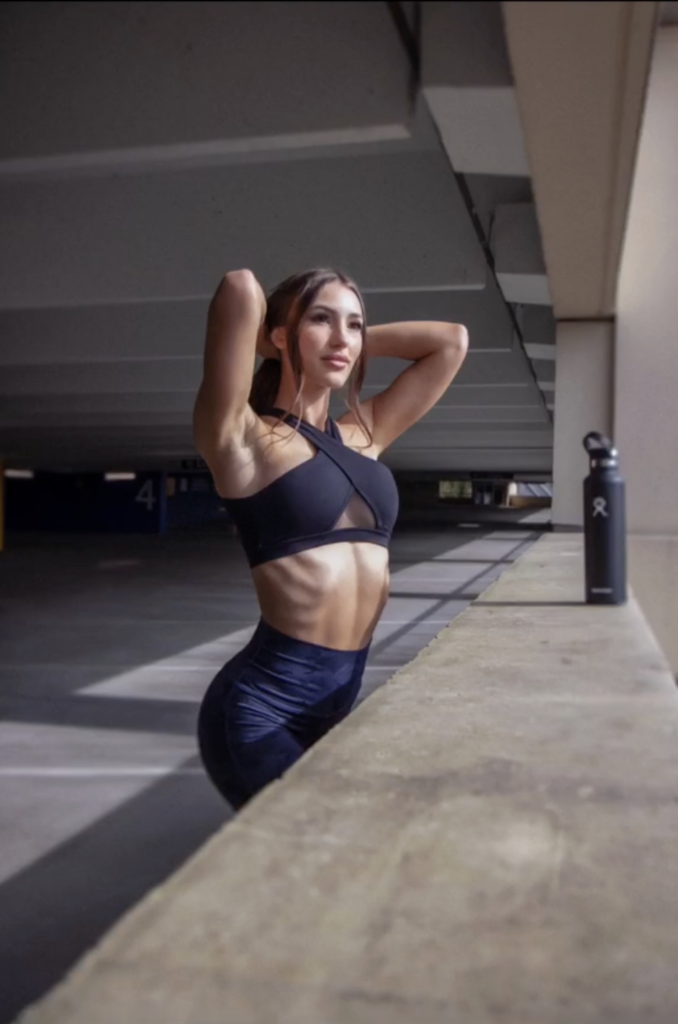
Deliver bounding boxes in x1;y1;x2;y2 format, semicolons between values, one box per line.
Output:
252;542;390;651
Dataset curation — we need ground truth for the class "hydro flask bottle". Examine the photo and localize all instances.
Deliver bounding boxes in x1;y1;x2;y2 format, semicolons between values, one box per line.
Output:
582;432;626;605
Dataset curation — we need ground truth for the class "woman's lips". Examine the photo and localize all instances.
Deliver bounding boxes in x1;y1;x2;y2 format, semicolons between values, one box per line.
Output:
323;357;349;368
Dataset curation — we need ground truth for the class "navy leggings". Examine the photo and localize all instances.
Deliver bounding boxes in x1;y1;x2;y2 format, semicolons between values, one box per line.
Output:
197;619;370;809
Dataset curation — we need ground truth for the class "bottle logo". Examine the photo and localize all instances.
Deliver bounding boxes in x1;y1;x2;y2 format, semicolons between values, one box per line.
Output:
592;497;608;518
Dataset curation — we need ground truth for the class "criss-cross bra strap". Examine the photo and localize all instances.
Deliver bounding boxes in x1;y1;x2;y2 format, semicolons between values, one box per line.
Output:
259;406;344;445
258;406;380;524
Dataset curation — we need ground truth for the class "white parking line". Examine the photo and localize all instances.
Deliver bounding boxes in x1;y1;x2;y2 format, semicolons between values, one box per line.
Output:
0;767;204;777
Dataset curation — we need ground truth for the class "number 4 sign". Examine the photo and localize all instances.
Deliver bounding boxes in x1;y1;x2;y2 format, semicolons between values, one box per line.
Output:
135;479;156;511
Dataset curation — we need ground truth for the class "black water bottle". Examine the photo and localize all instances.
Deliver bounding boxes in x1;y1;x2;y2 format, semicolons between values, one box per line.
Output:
582;432;626;605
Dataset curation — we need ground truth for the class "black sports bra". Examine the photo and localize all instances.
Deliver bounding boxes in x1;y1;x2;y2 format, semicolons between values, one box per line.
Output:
221;406;399;568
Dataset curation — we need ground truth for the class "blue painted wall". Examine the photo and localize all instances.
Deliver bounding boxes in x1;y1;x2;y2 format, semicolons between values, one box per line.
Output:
5;472;167;534
165;473;232;531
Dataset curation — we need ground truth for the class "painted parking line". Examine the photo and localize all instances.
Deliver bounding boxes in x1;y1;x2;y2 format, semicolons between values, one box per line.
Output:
0;767;205;777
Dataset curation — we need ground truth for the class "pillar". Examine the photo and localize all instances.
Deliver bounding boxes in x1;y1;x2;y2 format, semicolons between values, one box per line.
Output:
614;27;678;672
551;321;613;528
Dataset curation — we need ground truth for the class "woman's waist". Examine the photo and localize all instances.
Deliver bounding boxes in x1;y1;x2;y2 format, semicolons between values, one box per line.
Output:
252;542;389;649
253;541;389;594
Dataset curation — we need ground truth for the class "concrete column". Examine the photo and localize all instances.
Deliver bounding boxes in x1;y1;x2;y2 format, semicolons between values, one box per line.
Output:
614;27;678;672
551;321;613;528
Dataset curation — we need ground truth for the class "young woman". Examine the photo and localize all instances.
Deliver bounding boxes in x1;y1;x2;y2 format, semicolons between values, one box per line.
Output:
193;267;468;809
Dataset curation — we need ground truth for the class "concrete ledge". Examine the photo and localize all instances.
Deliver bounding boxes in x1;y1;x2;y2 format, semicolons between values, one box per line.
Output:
17;536;678;1024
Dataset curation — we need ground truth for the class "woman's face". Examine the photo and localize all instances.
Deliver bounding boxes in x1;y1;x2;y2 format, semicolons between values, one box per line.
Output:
295;281;364;388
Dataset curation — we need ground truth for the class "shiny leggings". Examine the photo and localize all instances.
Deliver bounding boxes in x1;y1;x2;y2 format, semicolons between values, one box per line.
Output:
197;618;370;809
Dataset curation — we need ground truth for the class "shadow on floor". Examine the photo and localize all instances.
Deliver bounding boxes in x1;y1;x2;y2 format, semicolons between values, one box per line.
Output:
0;518;545;1020
477;600;586;607
0;757;228;1024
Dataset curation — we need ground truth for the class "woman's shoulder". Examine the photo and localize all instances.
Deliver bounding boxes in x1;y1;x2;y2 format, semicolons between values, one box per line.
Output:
335;402;380;460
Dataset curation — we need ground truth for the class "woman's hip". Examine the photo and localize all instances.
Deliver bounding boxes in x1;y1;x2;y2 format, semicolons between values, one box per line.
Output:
197;619;369;807
201;618;370;733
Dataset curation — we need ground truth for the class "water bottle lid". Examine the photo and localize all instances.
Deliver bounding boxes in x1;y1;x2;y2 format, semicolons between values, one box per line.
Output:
583;431;618;461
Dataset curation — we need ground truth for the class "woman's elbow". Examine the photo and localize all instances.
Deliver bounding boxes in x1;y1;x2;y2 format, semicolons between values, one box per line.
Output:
446;323;469;355
224;268;257;289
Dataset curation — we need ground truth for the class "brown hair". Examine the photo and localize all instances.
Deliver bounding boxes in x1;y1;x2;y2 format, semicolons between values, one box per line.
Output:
249;268;372;445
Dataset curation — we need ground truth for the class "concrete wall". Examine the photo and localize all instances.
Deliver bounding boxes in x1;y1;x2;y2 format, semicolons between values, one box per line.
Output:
615;26;678;671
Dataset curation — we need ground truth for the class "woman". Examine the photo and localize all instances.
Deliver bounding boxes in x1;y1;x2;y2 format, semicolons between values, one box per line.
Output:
193;267;468;809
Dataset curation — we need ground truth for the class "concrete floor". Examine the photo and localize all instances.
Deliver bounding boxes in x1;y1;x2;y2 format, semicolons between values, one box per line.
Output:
0;517;544;1023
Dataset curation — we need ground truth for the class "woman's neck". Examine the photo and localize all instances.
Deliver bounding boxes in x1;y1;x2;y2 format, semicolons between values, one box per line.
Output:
273;386;331;431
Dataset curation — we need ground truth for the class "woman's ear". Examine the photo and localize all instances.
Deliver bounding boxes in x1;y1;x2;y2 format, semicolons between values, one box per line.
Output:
270;326;287;353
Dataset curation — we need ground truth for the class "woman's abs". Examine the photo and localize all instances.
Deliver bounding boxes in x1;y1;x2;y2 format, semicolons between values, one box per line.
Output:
252;542;390;650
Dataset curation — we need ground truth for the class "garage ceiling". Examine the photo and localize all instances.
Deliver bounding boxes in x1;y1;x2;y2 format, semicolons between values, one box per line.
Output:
0;1;555;477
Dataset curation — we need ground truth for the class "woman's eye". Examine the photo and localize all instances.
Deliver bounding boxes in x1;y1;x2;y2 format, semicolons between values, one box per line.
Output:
312;313;329;323
350;323;363;331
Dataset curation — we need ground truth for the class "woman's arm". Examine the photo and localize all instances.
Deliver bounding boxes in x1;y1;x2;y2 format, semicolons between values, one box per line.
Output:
192;269;266;457
361;321;468;454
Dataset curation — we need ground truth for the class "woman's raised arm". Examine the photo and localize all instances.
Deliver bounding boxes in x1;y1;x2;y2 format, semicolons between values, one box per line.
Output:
361;321;469;454
192;269;266;457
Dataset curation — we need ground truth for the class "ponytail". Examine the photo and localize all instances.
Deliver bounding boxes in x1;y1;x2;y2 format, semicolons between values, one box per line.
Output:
249;358;282;414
